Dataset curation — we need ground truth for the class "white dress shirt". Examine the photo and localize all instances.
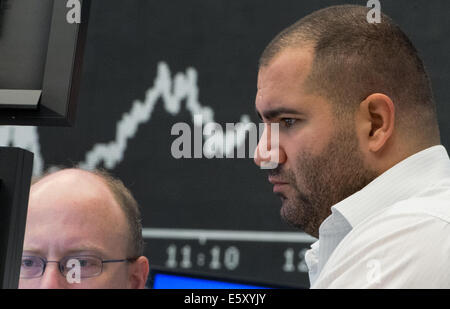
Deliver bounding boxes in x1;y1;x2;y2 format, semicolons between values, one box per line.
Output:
305;145;450;288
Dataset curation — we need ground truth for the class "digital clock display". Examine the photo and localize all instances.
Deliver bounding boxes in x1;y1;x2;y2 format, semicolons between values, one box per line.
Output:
143;229;314;288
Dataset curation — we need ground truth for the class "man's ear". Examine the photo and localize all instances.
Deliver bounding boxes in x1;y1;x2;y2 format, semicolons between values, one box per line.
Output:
357;93;395;153
128;256;150;289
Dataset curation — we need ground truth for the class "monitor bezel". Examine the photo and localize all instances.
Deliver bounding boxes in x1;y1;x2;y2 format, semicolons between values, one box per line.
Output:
0;0;91;127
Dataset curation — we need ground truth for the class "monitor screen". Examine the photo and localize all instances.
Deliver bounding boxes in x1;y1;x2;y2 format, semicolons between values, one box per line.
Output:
153;273;271;289
150;267;297;289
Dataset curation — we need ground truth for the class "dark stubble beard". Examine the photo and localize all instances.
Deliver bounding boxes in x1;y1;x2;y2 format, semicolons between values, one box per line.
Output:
271;125;379;238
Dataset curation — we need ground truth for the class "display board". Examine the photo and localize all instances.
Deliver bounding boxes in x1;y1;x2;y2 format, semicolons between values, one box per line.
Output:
2;0;449;288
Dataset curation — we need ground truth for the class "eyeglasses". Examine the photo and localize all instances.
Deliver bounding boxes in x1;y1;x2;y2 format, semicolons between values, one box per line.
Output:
20;255;138;279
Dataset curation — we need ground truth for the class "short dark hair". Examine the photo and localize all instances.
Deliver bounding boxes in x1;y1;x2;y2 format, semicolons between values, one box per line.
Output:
260;5;440;144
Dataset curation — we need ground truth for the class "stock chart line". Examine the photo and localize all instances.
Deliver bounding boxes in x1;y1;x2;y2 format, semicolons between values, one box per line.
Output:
0;61;254;175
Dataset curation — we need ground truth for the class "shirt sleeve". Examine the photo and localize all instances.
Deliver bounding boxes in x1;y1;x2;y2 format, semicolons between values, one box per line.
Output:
311;203;450;289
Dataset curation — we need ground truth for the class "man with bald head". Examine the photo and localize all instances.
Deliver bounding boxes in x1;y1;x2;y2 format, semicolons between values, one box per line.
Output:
19;168;149;289
254;5;450;288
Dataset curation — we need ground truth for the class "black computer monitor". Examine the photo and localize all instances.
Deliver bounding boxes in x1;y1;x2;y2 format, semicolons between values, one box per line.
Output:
0;0;90;126
0;0;91;289
0;147;33;289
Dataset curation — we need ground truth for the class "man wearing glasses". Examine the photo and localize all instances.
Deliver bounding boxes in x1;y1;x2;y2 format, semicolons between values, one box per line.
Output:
19;168;149;289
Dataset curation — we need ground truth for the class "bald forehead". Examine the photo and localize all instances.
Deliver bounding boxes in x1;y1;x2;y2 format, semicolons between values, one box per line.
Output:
29;169;123;220
25;169;130;257
33;169;105;190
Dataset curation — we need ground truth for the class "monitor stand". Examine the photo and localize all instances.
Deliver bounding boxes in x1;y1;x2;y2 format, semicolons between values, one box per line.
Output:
0;147;33;289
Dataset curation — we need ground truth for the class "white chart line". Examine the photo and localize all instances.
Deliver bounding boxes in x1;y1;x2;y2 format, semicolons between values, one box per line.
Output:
0;61;253;176
142;228;316;243
78;61;253;170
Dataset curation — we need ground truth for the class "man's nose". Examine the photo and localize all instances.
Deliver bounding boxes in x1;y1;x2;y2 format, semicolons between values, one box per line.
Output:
254;123;286;169
39;262;67;289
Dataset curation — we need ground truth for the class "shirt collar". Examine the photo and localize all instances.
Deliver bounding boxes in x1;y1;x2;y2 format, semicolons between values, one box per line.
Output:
331;145;450;229
307;145;450;287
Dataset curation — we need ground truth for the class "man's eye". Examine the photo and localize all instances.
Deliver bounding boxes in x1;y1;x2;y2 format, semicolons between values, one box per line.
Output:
22;259;35;267
78;259;89;267
281;118;296;128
